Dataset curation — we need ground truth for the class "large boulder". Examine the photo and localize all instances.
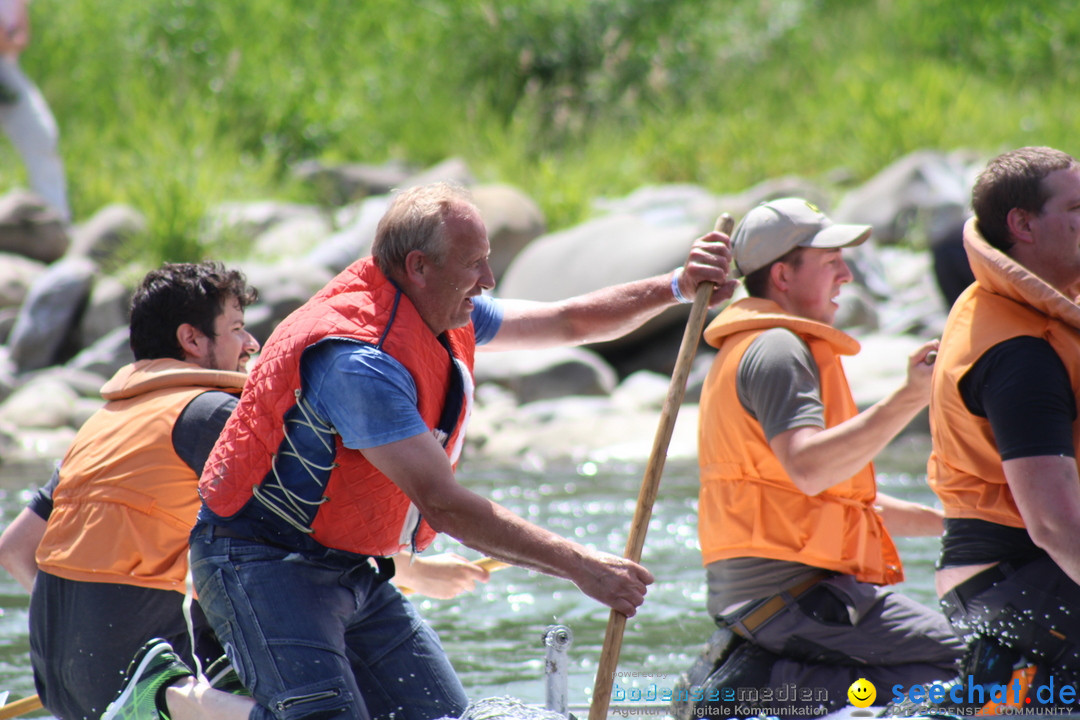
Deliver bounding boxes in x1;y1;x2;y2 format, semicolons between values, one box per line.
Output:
66;326;133;379
7;256;97;373
292;159;414;206
473;346;617;404
0;252;46;310
472;184;546;283
0;190;69;263
68;204;148;265
305;195;391;273
238;261;335;341
0;375;79;429
497;212;708;355
77;275;131;349
832;149;982;245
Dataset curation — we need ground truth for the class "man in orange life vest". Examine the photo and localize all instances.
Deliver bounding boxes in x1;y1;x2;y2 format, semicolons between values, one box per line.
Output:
104;182;737;720
17;262;260;720
929;147;1080;693
0;262;491;720
692;198;962;712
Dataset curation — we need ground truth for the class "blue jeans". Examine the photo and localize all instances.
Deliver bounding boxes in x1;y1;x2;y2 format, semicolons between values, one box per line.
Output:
189;523;468;720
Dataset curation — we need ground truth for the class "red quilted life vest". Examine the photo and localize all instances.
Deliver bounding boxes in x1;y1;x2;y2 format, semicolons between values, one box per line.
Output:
199;258;476;556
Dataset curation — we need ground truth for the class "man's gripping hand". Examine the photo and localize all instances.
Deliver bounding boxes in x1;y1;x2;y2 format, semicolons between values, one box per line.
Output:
571;551;654;617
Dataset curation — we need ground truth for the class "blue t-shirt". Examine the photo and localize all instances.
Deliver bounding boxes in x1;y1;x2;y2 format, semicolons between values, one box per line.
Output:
298;294;502;451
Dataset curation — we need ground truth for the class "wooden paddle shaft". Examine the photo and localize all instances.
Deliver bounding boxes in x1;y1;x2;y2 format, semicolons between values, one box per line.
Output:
0;694;42;720
589;214;734;720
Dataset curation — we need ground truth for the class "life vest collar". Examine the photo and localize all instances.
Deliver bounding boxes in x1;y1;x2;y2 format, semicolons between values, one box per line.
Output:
101;358;247;401
703;297;860;356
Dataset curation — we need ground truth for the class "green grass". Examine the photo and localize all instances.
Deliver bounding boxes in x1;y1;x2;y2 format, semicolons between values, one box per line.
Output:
2;0;1076;268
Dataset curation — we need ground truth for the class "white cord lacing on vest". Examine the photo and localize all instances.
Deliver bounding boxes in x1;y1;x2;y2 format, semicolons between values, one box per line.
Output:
252;390;335;534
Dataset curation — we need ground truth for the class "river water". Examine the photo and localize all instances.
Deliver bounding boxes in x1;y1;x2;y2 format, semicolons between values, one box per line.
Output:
0;436;941;716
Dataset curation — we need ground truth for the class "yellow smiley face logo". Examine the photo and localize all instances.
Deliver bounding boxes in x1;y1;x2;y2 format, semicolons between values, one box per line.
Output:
848;678;876;708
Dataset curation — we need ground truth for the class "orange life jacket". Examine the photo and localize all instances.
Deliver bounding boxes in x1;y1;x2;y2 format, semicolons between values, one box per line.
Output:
697;297;903;585
200;258;475;557
928;220;1080;527
35;359;246;593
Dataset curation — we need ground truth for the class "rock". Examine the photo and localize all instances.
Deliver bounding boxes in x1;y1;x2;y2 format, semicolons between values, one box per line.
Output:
205;201;325;244
593;184;725;230
832;149;983;245
467;394;698;465
78;275;131;349
843;333;924;410
292;158;414;206
611;369;672;412
0;189;70;263
473;346;618;404
0;348;14;404
25;366;109;398
72;396;106;427
717;175;835;222
7;256;97;373
400;157;475;189
472;184;546;282
0;307;15;345
252;214;332;261
66;326;133;379
9;426;76;463
834;284;880;331
498;213;706;352
0;252;46;310
0;376;79;429
68;204;148;265
0;419;18;464
305;195;391;273
238;261;335;340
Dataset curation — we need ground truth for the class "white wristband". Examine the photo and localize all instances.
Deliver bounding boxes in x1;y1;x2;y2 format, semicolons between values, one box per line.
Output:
671;267;692;304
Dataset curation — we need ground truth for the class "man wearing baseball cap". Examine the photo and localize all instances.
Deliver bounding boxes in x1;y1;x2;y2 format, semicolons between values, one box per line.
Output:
683;198;961;716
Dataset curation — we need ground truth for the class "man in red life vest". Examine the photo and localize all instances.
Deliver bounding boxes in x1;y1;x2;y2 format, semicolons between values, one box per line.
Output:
105;182;736;720
0;262;491;720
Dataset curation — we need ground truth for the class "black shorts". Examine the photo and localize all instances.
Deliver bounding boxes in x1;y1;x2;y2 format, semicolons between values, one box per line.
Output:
940;556;1080;673
29;571;223;720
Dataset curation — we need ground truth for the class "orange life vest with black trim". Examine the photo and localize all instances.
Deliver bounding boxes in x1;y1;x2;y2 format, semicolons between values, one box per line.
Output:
35;359;246;593
928;220;1080;528
199;257;475;557
697;297;903;585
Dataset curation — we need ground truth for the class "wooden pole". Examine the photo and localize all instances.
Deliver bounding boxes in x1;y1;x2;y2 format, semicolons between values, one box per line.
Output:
0;694;42;720
588;214;734;720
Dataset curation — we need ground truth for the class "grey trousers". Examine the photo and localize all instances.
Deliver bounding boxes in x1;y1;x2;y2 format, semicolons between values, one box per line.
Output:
728;574;963;706
0;56;68;221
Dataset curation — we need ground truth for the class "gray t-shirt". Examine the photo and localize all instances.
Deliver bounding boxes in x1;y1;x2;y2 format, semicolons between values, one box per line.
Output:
706;327;827;617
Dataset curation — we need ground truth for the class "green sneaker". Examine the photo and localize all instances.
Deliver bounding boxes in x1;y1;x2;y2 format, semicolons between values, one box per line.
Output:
101;638;193;720
204;654;250;696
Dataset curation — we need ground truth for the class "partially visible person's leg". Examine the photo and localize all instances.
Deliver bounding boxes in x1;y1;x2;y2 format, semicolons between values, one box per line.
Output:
727;575;962;708
941;557;1080;686
343;572;468;720
29;572;218;720
0;57;69;221
191;527;467;720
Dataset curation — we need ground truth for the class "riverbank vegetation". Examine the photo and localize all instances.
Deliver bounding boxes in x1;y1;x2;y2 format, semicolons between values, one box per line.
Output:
4;0;1077;263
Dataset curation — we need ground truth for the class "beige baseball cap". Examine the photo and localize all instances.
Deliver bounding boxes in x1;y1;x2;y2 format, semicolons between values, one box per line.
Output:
732;198;872;277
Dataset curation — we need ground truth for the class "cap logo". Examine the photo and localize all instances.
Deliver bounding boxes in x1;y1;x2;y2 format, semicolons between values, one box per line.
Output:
804;200;821;214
